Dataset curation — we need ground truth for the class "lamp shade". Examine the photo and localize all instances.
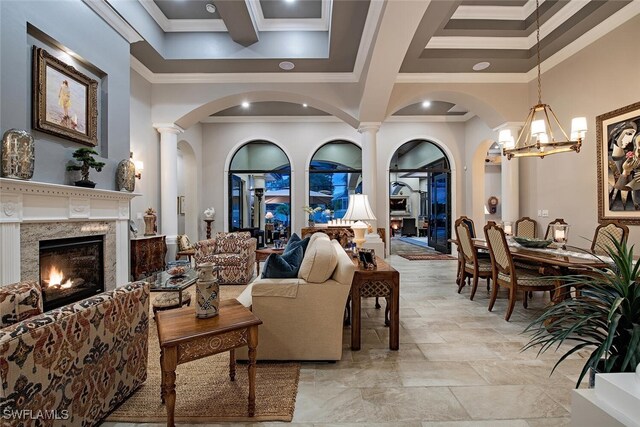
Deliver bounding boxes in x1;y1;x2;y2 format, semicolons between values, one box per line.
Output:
342;194;377;221
498;129;512;144
571;117;587;134
134;160;144;171
531;120;546;136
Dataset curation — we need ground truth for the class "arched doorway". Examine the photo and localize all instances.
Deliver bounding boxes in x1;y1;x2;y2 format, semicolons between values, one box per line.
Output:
389;140;452;254
228;140;291;246
308;140;362;223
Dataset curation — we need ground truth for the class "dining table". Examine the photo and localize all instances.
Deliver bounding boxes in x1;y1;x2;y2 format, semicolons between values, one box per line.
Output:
451;237;612;299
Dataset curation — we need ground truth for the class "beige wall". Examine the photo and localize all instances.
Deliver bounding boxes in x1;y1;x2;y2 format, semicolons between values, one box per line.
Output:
521;14;640;248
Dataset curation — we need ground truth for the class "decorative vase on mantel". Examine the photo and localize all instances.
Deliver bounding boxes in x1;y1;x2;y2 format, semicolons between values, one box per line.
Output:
195;262;219;319
1;129;35;180
143;208;157;236
116;152;136;192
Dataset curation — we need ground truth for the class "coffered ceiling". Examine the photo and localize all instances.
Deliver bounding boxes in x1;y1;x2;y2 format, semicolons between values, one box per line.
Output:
400;0;632;74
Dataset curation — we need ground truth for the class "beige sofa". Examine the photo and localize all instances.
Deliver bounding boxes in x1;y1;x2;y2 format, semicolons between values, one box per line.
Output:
236;233;355;361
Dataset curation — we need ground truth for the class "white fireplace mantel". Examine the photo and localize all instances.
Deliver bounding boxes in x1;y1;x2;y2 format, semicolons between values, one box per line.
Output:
0;178;139;286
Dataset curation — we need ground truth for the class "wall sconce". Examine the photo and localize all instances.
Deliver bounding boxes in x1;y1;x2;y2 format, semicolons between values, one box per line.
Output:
134;159;143;179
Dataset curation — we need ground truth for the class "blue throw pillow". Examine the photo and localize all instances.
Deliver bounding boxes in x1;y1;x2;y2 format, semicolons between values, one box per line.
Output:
262;246;304;278
284;235;310;256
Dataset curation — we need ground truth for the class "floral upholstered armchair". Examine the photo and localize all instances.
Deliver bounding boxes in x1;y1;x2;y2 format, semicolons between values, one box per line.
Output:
0;280;149;426
193;232;257;284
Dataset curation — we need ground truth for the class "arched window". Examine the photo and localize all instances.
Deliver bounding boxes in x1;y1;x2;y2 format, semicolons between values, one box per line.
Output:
308;140;362;224
228;141;291;239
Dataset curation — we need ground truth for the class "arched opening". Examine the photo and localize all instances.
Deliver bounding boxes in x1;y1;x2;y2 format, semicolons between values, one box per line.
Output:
389;139;452;254
308;140;362;224
228;140;291;247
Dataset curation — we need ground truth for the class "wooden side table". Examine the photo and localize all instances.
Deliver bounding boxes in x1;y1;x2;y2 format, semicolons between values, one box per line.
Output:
349;256;400;351
255;247;285;276
156;299;262;426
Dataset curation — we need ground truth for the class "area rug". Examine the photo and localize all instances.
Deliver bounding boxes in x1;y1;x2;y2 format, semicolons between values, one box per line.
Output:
397;252;457;261
106;285;300;423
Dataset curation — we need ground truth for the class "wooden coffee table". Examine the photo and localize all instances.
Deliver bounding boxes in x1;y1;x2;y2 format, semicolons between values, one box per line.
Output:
156;299;263;426
255;247;285;276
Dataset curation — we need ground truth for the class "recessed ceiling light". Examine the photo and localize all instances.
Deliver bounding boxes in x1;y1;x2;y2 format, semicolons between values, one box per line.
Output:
473;61;491;71
241;101;250;108
285;0;296;3
302;103;308;107
205;3;216;14
279;61;295;71
422;101;431;108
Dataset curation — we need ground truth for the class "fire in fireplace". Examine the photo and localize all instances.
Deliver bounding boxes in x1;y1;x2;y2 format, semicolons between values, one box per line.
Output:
39;235;105;311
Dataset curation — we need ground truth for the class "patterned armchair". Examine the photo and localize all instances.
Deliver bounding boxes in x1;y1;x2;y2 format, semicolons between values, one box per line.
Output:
193;232;257;285
0;280;149;426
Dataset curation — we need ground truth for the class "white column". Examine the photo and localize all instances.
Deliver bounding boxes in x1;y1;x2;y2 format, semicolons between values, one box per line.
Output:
358;123;384;255
497;124;522;223
154;123;184;260
358;122;381;213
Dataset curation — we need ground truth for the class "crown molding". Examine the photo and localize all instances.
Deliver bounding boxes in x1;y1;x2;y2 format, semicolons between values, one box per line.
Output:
387;113;474;123
452;0;544;21
524;0;640;80
395;73;529;84
428;1;588;51
82;0;142;43
130;55;359;83
138;0;227;32
201;116;342;124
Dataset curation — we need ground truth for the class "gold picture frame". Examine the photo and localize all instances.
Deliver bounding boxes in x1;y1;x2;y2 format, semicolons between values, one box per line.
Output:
32;47;98;146
596;101;640;224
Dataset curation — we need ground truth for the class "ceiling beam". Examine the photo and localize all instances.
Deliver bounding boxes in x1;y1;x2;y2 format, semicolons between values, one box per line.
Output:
214;0;259;46
358;0;456;122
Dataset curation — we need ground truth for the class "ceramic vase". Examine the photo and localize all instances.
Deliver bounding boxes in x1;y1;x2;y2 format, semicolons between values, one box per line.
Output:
195;262;219;318
1;129;35;180
116;154;136;192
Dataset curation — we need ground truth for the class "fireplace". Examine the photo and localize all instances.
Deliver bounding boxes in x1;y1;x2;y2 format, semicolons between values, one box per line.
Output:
39;235;105;311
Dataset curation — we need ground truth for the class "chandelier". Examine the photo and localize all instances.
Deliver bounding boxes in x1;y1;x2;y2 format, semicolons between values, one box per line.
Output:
500;0;587;160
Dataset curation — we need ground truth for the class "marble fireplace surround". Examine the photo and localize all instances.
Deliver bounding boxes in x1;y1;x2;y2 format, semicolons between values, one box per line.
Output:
0;178;138;287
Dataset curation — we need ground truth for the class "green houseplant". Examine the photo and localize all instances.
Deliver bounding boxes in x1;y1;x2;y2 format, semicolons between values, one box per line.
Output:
523;235;640;387
67;147;105;188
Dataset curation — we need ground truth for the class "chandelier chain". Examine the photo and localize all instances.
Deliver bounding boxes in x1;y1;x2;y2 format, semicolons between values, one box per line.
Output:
536;0;542;105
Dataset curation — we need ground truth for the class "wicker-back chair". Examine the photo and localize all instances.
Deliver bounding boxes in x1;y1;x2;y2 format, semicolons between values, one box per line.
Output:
591;221;629;256
484;222;558;321
515;216;537;238
455;218;492;300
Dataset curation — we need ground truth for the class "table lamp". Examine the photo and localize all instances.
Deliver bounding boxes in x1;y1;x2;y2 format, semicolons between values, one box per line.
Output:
342;194;376;248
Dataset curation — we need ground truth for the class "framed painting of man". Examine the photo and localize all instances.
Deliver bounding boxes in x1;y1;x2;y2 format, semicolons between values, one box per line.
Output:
32;47;98;146
597;101;640;224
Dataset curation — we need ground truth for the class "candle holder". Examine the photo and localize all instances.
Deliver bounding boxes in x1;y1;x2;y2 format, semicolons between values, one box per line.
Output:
502;221;513;237
551;224;570;250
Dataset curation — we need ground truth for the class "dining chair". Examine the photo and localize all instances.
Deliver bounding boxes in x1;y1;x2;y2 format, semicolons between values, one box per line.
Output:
484;222;559;321
544;218;568;240
455;218;492;300
515;216;537;238
591;221;629;256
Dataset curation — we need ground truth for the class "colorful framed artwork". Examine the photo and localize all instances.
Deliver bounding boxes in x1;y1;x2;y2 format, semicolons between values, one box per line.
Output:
32;47;98;146
596;101;640;224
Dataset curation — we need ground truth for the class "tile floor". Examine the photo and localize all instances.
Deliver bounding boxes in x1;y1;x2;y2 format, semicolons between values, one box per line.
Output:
105;242;584;426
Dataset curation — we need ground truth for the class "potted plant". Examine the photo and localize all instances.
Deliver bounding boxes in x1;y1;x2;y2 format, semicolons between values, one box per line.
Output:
302;205;322;226
523;235;640;387
67;147;105;188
